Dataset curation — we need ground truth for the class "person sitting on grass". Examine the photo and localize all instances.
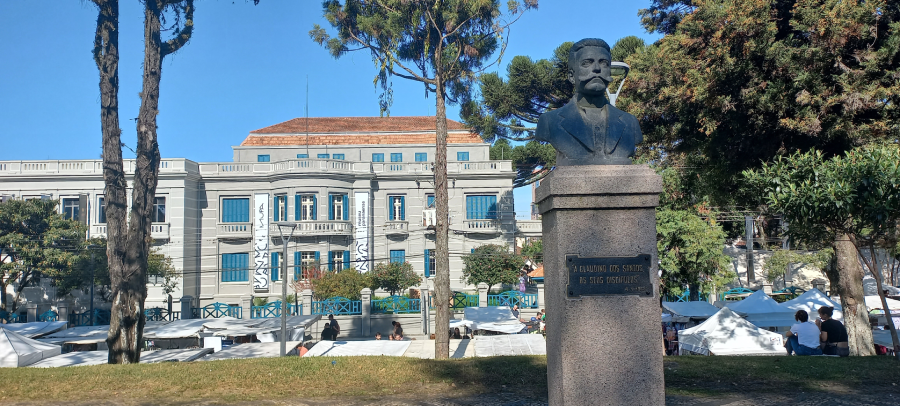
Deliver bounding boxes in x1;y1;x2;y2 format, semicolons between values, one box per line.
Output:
816;306;849;357
785;310;822;356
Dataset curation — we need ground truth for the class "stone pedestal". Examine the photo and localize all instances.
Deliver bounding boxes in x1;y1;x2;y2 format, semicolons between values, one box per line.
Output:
477;283;488;307
301;289;313;316
536;165;664;406
57;302;69;323
180;296;193;319
361;288;372;337
26;303;38;323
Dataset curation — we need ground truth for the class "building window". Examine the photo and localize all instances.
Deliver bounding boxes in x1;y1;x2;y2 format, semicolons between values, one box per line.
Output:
295;251;319;279
332;153;345;160
457;151;469;161
271;252;280;281
415;152;427;162
297;153;309;159
258;155;271;162
424;249;435;277
221;198;250;223
390;250;406;264
273;195;286;221
296;194;317;221
372;153;384;162
62;198;79;221
98;197;106;224
329;250;350;270
317;154;330;159
329;194;348;221
388;195;405;221
390;153;402;162
465;195;498;220
221;253;249;282
152;197;166;222
426;194;435;208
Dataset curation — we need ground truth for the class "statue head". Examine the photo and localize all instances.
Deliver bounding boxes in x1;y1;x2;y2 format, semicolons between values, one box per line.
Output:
568;38;613;98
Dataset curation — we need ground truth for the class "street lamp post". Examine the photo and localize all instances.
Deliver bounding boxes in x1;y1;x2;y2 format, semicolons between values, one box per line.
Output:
606;61;631;107
87;245;99;326
275;222;298;357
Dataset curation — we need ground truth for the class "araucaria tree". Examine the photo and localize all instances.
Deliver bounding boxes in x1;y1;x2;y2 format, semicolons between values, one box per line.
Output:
462;244;524;293
310;0;537;359
746;145;900;357
91;0;199;364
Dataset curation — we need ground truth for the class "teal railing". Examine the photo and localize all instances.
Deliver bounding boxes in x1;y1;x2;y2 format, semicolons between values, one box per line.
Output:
311;297;361;315
429;291;479;310
192;302;242;319
0;311;23;324
371;296;420;314
487;291;539;308
70;309;111;326
39;310;58;322
144;307;180;322
250;301;301;318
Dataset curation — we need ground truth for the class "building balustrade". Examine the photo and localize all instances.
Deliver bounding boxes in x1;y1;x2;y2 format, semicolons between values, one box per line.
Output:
0;159;190;176
268;221;352;236
218;223;251;238
462;219;502;234
384;221;408;235
90;223;169;239
515;219;542;236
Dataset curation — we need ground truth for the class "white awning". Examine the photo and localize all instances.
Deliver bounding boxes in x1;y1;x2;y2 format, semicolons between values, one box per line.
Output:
28;348;212;368
304;340;411;357
462;307;526;334
781;289;843;320
1;321;68;339
678;308;785;356
662;301;720;322
0;327;62;367
202;342;304;361
725;290;796;328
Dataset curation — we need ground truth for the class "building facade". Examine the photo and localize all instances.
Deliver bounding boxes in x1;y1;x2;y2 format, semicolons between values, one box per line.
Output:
1;116;528;314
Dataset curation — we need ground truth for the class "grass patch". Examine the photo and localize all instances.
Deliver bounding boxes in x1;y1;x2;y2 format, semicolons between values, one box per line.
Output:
0;355;897;403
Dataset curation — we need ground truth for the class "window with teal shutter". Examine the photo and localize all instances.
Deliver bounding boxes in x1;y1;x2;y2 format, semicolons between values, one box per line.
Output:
317;154;330;159
273;195;286;221
465;195;498;219
342;194;349;221
258;155;270;162
221;253;249;282
372;153;384;162
294;251;301;280
297;153;309;158
424;249;435;277
457;151;469;161
271;252;279;281
415;152;427;162
390;153;402;162
222;198;250;223
388;195;406;221
332;154;345;160
344;250;350;269
390;250;405;264
427;194;435;208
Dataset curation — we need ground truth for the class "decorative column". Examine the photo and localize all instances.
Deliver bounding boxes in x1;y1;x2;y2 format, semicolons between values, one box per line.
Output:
536;165;664;406
360;288;372;337
26;303;37;323
420;285;430;336
239;295;252;320
477;283;488;307
57;302;69;323
180;296;193;319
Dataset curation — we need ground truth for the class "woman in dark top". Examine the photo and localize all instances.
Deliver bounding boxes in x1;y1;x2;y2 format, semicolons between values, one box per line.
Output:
816;306;849;357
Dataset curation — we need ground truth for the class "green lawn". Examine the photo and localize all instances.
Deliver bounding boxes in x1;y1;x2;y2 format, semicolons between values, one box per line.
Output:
0;355;897;403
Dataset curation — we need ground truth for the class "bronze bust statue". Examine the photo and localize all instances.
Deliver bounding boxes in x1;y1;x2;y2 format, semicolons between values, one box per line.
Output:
535;38;642;166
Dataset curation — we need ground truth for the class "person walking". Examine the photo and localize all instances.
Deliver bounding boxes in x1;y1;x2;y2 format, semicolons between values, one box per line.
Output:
328;314;340;338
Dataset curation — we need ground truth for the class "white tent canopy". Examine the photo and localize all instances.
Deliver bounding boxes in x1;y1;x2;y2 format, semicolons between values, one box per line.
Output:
780;289;843;320
304;340;410;357
865;296;900;312
678;308;785;356
662;301;720;323
1;321;68;339
725;290;796;328
0;327;62;367
462;307;526;334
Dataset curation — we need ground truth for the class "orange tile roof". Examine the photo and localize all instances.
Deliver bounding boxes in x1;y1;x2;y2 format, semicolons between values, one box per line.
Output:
242;116;483;147
528;264;544;278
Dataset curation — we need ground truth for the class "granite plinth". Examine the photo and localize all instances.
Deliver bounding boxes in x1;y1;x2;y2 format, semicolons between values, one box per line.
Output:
536;165;664;406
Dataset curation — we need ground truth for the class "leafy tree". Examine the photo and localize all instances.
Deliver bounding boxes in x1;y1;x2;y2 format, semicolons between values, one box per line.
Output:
310;0;536;359
462;244;524;293
370;261;422;296
745;145;900;357
0;199;86;312
657;208;733;301
623;0;900;208
520;239;542;263
311;268;372;301
762;248;832;284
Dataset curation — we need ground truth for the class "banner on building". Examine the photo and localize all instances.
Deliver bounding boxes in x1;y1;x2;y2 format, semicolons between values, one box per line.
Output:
354;191;370;272
253;193;269;290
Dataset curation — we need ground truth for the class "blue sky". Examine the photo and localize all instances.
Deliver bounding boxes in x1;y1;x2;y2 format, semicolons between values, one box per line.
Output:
0;0;659;219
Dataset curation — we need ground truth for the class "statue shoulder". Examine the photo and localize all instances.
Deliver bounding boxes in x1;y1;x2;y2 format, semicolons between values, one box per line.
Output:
536;108;563;142
609;104;639;124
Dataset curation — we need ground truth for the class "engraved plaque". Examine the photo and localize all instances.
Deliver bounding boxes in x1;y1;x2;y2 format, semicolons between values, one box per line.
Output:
566;254;653;298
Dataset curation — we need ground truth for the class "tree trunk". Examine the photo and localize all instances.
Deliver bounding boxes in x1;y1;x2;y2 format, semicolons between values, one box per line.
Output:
688;282;700;302
827;234;875;356
433;60;451;359
858;241;900;360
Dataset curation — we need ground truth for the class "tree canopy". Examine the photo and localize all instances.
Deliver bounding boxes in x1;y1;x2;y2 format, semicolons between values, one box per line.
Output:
462;244;524;292
370;261;422;296
623;0;900;207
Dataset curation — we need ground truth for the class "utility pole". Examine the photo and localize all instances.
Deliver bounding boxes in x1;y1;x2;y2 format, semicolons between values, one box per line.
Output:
745;216;755;284
89;248;96;326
